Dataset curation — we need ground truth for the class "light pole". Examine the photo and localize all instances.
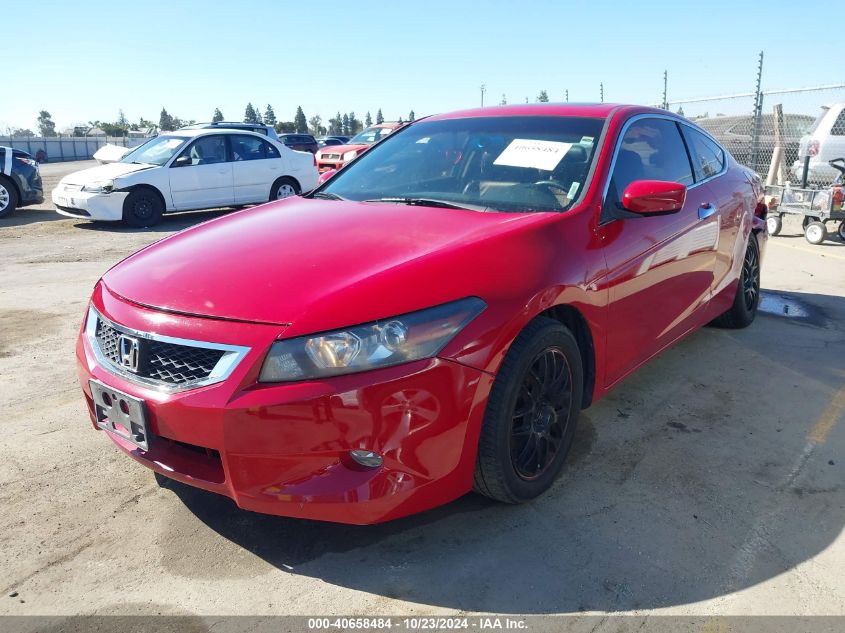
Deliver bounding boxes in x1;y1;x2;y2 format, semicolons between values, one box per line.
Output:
480;84;486;108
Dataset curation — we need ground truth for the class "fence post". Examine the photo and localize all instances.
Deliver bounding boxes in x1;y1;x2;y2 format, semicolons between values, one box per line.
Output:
771;103;786;184
750;50;764;174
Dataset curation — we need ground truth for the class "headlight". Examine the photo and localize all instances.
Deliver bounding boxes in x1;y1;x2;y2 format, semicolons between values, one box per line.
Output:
342;150;358;161
81;180;114;193
259;297;486;382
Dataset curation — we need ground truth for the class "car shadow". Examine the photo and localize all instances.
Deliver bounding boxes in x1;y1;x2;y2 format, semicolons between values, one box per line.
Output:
155;289;845;614
1;207;70;228
71;208;237;233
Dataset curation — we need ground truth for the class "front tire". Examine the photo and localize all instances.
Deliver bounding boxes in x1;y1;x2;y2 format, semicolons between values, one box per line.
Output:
122;188;163;227
804;221;827;245
0;177;18;219
474;317;583;504
712;235;761;329
270;177;300;201
766;214;782;236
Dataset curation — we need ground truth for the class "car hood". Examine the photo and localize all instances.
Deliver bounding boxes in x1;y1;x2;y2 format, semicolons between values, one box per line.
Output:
62;161;156;184
102;197;553;329
318;143;369;156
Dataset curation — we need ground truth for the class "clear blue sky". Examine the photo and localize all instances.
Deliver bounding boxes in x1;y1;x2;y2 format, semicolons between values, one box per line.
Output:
1;0;839;132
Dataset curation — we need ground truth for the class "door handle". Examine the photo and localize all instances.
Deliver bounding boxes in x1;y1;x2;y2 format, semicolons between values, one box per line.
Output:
698;203;717;220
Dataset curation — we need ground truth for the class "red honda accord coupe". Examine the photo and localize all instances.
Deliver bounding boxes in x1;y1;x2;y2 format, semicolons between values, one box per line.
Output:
77;104;767;524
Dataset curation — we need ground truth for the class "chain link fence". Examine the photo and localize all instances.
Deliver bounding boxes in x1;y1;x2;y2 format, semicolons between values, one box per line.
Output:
664;84;845;187
0;135;149;162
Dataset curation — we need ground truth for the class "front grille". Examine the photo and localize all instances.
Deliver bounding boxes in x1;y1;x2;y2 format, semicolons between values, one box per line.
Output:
323;153;340;160
93;315;229;388
55;205;90;216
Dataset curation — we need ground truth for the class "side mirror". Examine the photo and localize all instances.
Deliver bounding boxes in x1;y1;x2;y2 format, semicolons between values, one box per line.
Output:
172;155;192;168
622;180;686;215
317;169;337;185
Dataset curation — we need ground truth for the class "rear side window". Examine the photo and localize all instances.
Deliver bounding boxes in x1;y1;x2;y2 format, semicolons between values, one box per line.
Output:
232;135;280;160
682;127;725;181
608;118;694;205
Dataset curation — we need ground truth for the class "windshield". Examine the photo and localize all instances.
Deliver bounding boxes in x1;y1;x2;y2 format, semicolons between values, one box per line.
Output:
320;116;604;212
120;135;188;166
348;126;395;145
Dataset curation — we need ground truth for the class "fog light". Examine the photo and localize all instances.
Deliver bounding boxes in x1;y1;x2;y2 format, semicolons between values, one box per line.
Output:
349;449;383;469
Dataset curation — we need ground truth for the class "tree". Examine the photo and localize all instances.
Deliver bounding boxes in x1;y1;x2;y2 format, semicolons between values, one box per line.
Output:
500;94;507;105
37;111;56;136
537;90;549;103
212;108;224;122
308;114;323;136
365;111;372;127
117;109;128;127
244;103;259;124
398;116;404;124
11;128;35;137
376;108;384;124
294;106;308;133
159;108;175;131
408;110;415;122
328;112;342;135
264;104;276;127
342;113;350;135
348;112;361;135
276;121;295;133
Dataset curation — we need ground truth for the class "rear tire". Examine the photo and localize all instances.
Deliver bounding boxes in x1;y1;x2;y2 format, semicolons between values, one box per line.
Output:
766;214;782;236
712;235;761;329
474;317;583;504
804;221;827;245
838;220;845;242
122;188;163;227
0;177;18;219
270;177;300;201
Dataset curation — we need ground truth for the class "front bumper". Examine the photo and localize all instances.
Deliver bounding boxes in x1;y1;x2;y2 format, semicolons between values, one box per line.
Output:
77;285;494;524
52;185;127;221
317;160;345;173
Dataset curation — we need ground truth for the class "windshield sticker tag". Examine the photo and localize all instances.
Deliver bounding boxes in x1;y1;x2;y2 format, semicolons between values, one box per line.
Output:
493;139;573;171
580;136;594;145
568;182;580;199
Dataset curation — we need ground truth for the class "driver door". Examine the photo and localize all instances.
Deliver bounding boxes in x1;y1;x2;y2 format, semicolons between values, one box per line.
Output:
169;135;235;210
600;117;719;386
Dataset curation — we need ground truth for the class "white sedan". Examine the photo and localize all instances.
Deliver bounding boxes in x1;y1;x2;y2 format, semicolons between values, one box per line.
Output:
53;128;319;226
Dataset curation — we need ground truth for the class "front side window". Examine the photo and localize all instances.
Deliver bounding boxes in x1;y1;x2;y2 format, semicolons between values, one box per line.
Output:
178;135;227;166
320;116;604;213
683;127;725;181
121;135;188;166
608;118;694;206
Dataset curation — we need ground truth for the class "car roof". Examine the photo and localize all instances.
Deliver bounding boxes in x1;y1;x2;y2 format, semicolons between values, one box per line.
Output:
426;103;647;121
161;128;273;139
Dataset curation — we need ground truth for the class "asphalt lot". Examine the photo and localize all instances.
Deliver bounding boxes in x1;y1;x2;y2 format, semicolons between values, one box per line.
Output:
0;160;843;619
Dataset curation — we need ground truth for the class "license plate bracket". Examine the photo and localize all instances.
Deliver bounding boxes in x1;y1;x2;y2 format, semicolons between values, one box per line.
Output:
89;380;150;451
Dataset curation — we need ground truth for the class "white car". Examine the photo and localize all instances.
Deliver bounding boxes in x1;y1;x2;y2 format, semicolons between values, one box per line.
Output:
791;102;845;184
53;128;318;226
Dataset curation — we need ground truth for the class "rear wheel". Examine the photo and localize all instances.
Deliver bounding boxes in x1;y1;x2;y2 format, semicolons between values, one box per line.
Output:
270;177;300;201
837;220;845;242
712;235;761;329
766;214;782;236
474;317;583;504
122;188;163;227
0;177;18;219
804;221;827;245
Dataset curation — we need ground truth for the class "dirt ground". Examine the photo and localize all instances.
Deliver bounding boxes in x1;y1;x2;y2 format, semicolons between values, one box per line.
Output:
0;161;843;619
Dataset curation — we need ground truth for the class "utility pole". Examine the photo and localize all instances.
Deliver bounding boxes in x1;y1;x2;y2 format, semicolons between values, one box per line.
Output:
662;70;668;110
565;89;569;103
750;51;765;173
600;83;604;103
480;84;486;108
